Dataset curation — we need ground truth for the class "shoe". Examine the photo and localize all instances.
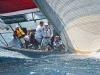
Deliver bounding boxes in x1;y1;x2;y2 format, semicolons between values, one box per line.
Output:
28;44;33;47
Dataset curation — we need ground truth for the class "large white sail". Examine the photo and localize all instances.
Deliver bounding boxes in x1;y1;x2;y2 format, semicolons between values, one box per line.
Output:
33;0;100;54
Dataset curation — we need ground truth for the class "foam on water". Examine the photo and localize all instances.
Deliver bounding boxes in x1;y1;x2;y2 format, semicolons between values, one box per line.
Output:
87;51;100;59
0;47;100;75
0;48;30;59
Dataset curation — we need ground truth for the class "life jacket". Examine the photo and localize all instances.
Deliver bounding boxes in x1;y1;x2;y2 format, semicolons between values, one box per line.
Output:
15;28;25;38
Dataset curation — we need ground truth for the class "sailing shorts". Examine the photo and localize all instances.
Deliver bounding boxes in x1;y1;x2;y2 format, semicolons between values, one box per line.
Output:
24;35;29;42
19;37;25;44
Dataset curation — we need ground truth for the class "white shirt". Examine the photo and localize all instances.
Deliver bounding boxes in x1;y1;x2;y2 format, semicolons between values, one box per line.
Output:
42;28;53;38
48;24;54;30
35;25;43;39
53;40;62;46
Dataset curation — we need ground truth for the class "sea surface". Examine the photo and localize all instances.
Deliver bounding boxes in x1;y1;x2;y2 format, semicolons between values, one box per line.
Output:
0;32;100;75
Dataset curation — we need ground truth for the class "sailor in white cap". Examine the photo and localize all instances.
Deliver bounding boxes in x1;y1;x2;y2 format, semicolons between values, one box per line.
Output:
41;22;53;50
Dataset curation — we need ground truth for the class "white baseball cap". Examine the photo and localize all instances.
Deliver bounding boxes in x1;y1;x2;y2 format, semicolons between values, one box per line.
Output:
44;23;48;26
16;25;19;28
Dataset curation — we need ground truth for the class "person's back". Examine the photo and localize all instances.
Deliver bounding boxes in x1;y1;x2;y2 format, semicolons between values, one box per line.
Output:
30;30;36;44
30;32;35;44
29;30;38;49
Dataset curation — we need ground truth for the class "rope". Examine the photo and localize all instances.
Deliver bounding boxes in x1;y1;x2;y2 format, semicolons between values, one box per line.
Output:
0;40;7;47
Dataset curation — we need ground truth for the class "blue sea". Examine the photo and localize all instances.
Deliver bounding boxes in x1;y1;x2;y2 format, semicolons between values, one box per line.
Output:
0;33;100;75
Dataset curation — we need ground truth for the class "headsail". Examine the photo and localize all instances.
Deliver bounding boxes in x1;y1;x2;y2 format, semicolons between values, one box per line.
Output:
33;0;100;54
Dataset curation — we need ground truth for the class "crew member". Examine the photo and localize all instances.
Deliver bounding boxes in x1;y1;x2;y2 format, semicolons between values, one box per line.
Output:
35;21;44;49
14;25;26;49
53;35;64;51
41;22;53;50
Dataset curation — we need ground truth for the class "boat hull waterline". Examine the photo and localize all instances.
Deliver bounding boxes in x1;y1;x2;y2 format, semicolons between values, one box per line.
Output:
0;46;66;57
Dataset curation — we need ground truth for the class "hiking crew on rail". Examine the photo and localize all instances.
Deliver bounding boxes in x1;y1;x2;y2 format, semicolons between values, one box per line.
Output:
13;21;64;51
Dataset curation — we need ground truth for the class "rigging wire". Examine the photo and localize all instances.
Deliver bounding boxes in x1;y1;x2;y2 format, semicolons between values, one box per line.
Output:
0;33;8;46
0;40;7;47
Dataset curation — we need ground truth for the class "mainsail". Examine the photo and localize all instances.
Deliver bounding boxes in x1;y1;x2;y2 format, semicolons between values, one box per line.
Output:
33;0;100;54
